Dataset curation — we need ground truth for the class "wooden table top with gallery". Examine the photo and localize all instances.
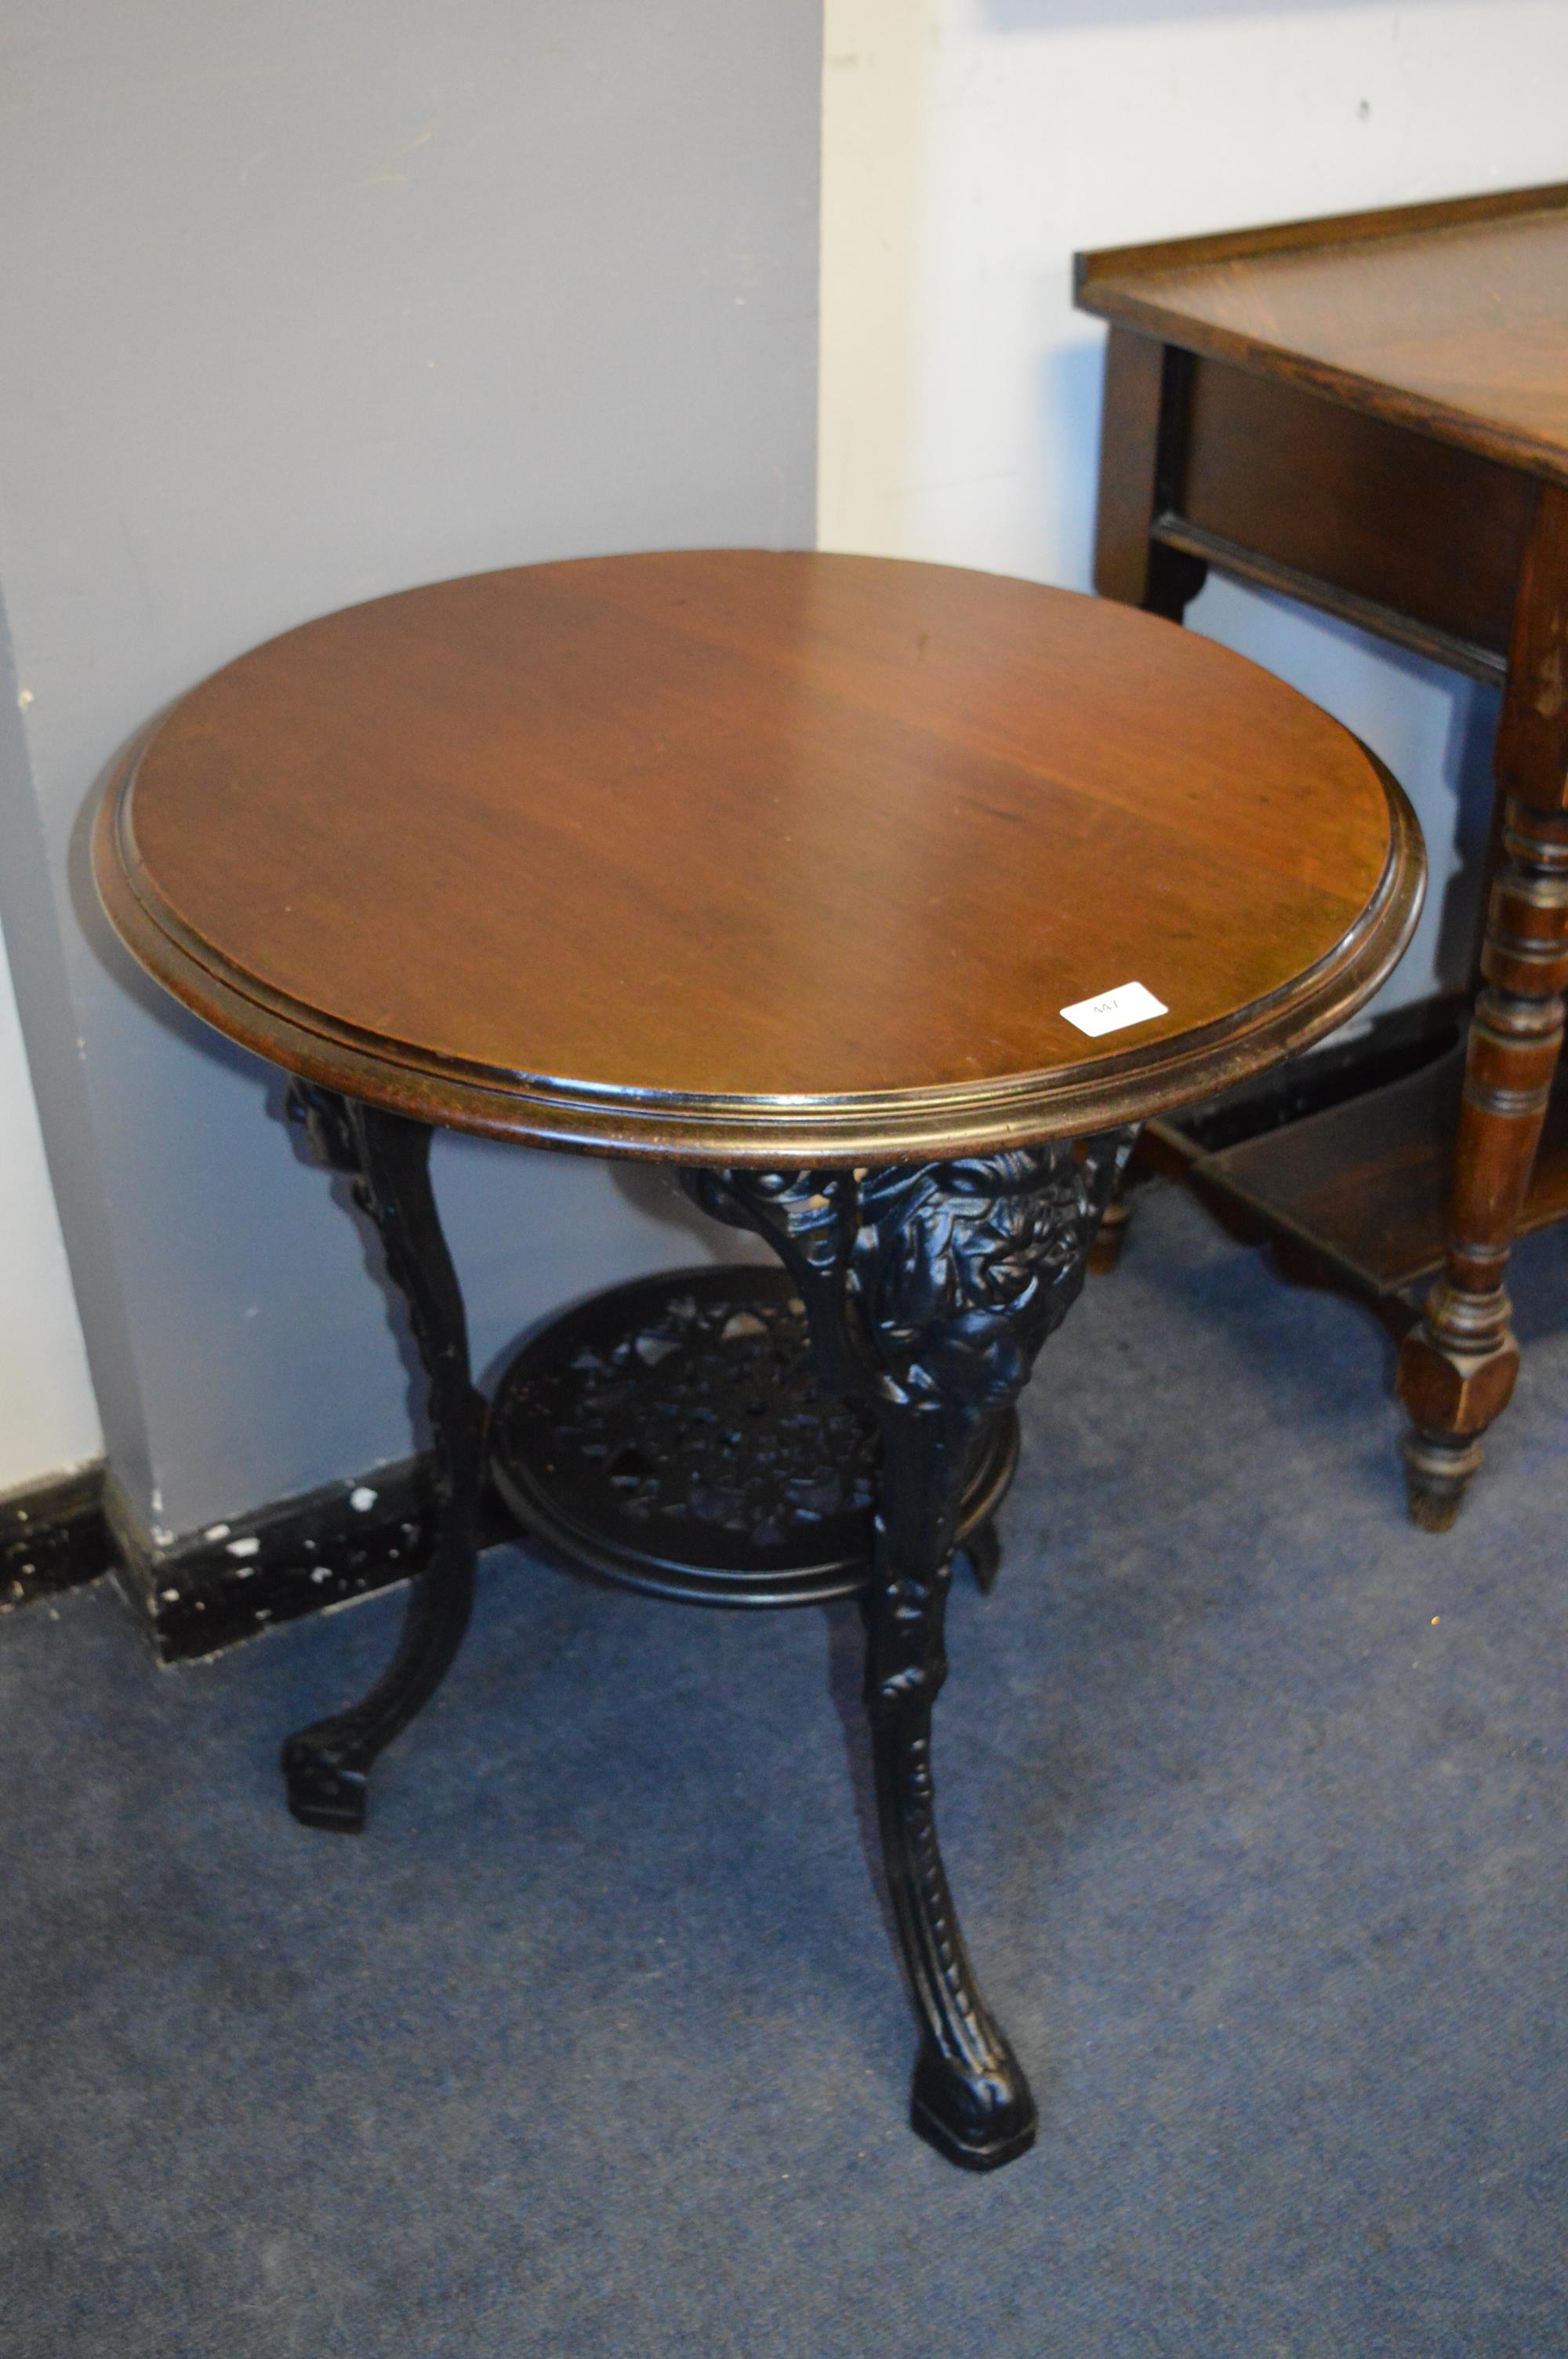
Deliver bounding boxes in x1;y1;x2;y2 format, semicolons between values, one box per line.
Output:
1076;181;1568;1528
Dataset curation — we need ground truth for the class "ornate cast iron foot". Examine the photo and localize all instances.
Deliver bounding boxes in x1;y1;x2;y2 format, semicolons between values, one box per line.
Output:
960;1520;1002;1596
281;1083;485;1832
688;1129;1135;2167
281;1747;369;1834
912;2040;1038;2172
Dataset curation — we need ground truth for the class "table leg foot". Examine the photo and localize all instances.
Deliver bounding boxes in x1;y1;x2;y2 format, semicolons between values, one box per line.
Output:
281;1743;368;1834
281;1084;485;1830
911;2043;1037;2170
958;1520;1002;1595
689;1131;1134;2165
1402;1427;1485;1533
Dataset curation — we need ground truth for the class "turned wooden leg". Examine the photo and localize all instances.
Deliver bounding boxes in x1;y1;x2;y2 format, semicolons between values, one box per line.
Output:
688;1129;1135;2167
1398;806;1568;1526
1087;1190;1133;1274
281;1084;485;1829
1398;485;1568;1529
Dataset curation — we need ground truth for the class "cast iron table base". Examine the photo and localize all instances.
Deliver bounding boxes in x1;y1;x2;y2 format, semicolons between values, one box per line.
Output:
280;1079;1134;2172
95;551;1419;2175
487;1262;1015;1608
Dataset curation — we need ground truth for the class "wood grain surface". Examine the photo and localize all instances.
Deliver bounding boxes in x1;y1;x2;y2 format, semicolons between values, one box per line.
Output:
95;551;1422;1161
1078;184;1568;483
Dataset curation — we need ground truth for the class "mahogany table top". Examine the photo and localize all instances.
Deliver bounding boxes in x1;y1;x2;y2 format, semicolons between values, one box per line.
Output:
1077;182;1568;485
94;551;1422;1163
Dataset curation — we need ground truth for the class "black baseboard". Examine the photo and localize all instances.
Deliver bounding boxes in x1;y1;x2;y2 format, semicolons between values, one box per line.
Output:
5;1445;517;1666
108;1457;444;1663
106;1456;521;1664
1;1465;116;1613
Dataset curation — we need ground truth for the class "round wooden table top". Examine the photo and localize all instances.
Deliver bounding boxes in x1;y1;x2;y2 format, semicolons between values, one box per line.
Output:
95;551;1424;1163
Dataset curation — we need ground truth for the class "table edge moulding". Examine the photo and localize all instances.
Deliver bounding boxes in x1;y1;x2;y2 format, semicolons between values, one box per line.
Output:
93;558;1422;1168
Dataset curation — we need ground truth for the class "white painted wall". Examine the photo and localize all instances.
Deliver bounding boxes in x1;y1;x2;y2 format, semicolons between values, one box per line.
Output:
820;0;1568;1018
0;918;100;1494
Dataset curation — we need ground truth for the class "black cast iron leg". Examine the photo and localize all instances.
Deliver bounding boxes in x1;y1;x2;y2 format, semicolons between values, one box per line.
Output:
960;1521;1002;1596
868;1401;1035;2166
281;1083;485;1833
686;1129;1135;2168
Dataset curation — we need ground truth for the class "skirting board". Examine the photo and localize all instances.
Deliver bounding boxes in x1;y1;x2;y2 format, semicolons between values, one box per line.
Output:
106;1456;445;1664
2;1453;449;1662
6;1451;510;1665
2;1465;116;1614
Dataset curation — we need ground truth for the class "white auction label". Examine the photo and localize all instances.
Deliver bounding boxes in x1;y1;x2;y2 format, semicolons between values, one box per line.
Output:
1059;980;1168;1039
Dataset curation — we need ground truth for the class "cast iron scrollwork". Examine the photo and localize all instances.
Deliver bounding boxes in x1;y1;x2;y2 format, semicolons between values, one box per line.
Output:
686;1129;1135;2168
280;1081;486;1831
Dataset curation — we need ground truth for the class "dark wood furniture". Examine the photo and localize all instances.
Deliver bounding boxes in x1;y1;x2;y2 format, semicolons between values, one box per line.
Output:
1076;183;1568;1530
93;551;1421;2169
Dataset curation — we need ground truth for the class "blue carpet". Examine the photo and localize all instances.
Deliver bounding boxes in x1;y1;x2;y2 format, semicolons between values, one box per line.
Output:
3;1181;1566;2357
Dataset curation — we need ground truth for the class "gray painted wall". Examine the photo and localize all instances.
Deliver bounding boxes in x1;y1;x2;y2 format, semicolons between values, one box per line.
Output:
0;1;821;1538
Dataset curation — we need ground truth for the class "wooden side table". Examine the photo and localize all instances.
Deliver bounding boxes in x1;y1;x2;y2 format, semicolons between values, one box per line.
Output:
1076;182;1568;1529
93;551;1421;2168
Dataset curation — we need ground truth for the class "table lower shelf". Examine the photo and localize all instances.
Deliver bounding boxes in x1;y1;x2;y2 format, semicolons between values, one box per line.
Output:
1152;1041;1568;1306
488;1263;1017;1608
